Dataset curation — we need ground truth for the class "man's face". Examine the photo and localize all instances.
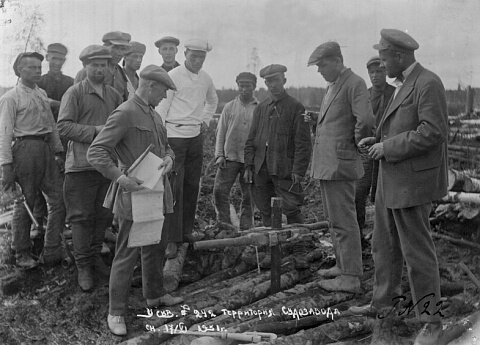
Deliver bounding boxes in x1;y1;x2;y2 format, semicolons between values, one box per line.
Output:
316;57;341;82
379;50;402;79
109;44;129;64
368;64;387;88
237;81;255;101
147;82;168;107
85;58;108;84
158;43;178;64
124;53;144;71
264;74;286;97
185;49;206;73
46;54;66;73
19;57;42;85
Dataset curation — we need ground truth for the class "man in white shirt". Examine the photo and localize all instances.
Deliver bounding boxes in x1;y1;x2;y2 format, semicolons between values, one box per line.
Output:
156;38;218;258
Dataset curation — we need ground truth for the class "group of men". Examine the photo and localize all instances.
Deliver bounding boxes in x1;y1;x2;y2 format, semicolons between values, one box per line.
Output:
0;27;447;344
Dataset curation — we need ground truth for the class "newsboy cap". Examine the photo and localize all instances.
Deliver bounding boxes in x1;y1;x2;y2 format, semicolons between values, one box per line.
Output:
79;45;112;63
184;38;212;52
13;52;44;77
154;36;180;48
259;64;287;79
47;43;68;57
236;72;257;85
307;41;342;66
366;56;381;68
125;41;146;56
139;65;177;90
373;29;419;52
102;31;131;46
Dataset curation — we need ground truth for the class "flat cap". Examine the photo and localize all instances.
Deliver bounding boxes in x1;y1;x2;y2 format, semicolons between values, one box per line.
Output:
125;41;146;55
259;64;287;79
79;45;112;62
47;43;68;57
13;52;44;77
373;29;419;52
366;56;381;68
102;31;131;46
154;36;180;48
184;38;212;52
139;65;177;90
307;41;342;66
236;72;257;84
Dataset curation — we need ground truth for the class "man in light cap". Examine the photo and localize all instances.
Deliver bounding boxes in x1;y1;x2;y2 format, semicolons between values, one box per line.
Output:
307;42;373;292
88;65;183;336
157;38;218;257
155;36;181;72
0;52;65;268
57;45;123;291
354;29;448;345
213;72;258;230
244;64;311;228
122;41;146;99
75;31;131;101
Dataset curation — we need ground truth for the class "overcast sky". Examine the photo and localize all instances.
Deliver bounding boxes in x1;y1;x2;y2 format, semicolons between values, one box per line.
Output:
0;0;479;90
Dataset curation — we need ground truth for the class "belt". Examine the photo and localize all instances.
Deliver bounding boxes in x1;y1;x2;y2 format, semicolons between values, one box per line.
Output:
15;134;49;142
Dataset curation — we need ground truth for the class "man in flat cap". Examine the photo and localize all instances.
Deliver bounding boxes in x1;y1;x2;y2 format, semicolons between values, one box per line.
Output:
75;31;131;102
244;64;311;227
156;38;218;258
122;41;146;99
354;57;395;240
354;29;448;345
0;52;65;268
213;72;258;230
88;65;183;336
155;36;181;72
57;45;123;291
307;42;373;292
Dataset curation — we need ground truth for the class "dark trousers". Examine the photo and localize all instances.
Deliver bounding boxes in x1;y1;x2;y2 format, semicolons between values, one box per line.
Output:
355;156;374;230
168;135;203;242
11;139;65;254
253;163;304;226
372;193;441;322
109;216;167;316
213;160;253;230
64;171;112;267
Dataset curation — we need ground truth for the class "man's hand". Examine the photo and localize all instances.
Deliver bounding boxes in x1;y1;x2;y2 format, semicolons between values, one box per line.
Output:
1;164;15;192
158;155;173;176
215;156;226;169
368;142;385;160
302;111;318;124
117;175;144;192
244;166;253;184
358;137;376;154
54;155;65;174
291;173;302;185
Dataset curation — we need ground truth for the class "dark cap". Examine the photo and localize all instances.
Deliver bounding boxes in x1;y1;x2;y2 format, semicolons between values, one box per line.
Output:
79;45;112;63
139;65;177;90
13;52;44;77
366;56;381;68
373;29;419;52
259;64;287;79
236;72;257;85
102;31;131;46
184;38;213;52
125;41;146;55
307;41;342;66
47;43;68;57
154;36;180;48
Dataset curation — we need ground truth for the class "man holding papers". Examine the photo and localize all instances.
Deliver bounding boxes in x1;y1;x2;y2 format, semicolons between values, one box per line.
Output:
88;65;183;336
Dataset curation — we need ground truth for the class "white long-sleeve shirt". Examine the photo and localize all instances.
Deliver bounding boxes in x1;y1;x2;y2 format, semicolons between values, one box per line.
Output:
156;65;218;138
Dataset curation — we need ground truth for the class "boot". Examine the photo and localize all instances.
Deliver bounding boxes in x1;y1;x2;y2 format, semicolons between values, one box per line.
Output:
165;242;178;259
15;252;38;269
77;265;94;291
147;293;184;307
107;314;127;336
39;246;64;266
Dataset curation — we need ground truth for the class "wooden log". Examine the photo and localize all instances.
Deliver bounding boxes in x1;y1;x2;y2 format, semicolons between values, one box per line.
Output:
445;310;480;345
442;191;480;205
459;262;480;290
163;243;189;292
0;210;13;227
432;232;480;251
448;169;480;192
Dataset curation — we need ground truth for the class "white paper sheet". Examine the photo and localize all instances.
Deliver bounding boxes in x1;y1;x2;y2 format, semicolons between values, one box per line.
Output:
129;152;165;190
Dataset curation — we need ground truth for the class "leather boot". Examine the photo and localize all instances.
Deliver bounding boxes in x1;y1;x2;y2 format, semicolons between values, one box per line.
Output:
77;265;94;291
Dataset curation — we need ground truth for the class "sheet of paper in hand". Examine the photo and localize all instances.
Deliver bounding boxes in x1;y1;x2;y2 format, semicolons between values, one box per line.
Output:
128;152;165;190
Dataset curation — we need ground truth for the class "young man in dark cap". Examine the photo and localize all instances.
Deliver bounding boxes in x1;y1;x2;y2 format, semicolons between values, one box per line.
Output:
354;29;448;345
213;72;258;230
155;36;181;72
244;64;311;227
57;45;123;291
122;41;146;99
88;65;183;336
307;42;374;293
0;52;65;268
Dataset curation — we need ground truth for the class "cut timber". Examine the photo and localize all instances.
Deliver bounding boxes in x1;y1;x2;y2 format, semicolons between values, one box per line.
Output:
446;310;480;345
459;262;480;290
0;210;13;226
448;169;480;192
432;232;480;251
442;191;480;204
163;243;189;292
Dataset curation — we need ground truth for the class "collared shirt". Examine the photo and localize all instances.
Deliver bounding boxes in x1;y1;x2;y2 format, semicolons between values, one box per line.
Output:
320;67;347;114
74;63;129;101
162;61;180;73
156;64;218;138
369;83;395;127
393;61;418;98
124;70;139;100
57;78;123;173
214;95;258;163
38;71;74;121
0;83;63;165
